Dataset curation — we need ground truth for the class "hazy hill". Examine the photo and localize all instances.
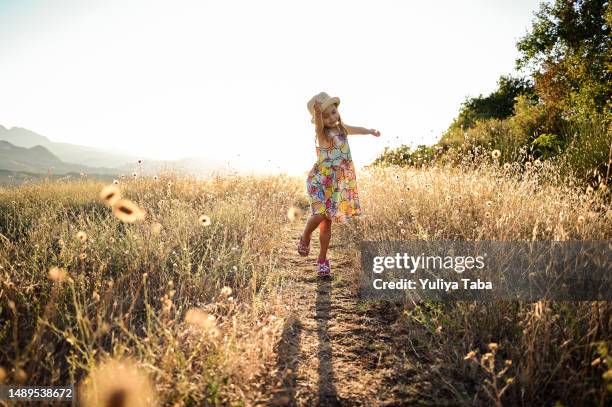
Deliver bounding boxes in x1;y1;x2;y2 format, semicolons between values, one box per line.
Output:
0;125;230;178
0;125;138;168
0;140;117;175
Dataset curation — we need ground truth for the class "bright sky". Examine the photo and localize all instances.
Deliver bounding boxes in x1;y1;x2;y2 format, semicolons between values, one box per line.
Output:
0;0;542;176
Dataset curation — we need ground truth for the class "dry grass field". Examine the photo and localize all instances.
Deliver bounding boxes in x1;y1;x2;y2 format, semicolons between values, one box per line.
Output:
0;159;611;406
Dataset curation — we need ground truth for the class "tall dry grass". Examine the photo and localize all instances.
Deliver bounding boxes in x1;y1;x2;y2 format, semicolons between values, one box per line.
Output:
342;160;612;406
0;173;306;405
1;156;611;405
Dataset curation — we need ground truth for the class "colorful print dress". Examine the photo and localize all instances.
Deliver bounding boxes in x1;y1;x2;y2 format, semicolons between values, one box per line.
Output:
306;126;362;223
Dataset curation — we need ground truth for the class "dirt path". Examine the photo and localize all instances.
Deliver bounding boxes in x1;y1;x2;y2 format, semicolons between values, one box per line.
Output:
253;221;424;406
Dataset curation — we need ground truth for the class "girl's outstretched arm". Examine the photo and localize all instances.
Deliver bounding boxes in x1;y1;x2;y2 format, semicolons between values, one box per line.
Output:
344;124;381;137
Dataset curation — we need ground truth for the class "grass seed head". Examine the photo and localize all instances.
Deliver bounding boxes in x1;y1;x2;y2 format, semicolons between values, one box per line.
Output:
198;215;211;227
286;206;302;221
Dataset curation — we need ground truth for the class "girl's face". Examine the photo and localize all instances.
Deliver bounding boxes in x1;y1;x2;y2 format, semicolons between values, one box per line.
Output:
322;104;340;128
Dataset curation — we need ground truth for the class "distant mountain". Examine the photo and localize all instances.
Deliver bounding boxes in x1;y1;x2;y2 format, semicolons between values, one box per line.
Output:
0;140;118;175
0;125;231;178
0;125;138;168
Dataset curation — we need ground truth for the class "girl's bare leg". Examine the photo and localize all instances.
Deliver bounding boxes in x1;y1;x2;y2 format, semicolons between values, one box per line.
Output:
317;217;332;262
301;214;327;246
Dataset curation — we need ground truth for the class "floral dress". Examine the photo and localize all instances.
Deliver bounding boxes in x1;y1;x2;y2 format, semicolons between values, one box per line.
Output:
306;126;362;223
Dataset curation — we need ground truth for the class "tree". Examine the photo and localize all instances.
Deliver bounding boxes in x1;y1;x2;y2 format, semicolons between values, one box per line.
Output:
447;75;536;132
515;0;612;119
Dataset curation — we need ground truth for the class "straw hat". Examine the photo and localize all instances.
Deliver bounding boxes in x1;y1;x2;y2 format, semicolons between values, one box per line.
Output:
307;92;340;123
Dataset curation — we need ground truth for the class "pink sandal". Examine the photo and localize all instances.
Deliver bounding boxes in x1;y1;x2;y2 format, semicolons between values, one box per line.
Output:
317;259;331;276
297;234;310;256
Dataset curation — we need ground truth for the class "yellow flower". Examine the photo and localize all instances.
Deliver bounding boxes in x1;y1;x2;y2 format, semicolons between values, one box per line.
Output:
112;199;146;223
99;185;121;207
48;267;68;282
464;351;476;360
76;231;88;243
79;357;157;407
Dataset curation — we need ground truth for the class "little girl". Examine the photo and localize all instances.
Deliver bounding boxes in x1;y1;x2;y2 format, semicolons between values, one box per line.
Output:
297;92;381;276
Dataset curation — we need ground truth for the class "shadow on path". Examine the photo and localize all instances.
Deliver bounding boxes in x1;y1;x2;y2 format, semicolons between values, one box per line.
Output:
316;277;340;406
269;313;302;406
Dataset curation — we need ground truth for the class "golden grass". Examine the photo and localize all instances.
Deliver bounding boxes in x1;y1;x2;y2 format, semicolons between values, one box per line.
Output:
345;161;612;405
0;161;610;405
0;172;305;405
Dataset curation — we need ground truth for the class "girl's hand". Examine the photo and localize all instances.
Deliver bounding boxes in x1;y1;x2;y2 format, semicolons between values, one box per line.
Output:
369;129;381;137
313;100;322;113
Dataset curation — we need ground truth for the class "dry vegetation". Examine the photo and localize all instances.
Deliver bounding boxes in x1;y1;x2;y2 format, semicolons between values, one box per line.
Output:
0;156;611;406
346;158;612;406
0;174;306;406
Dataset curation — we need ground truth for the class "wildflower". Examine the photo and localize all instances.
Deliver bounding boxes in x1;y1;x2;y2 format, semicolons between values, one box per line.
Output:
488;342;498;351
79;357;157;407
113;179;119;185
48;266;68;282
577;215;585;224
80;253;87;260
397;220;404;226
132;172;137;178
99;185;121;207
137;159;142;164
286;206;302;221
491;150;501;159
481;352;493;363
76;231;88;243
112;199;146;223
198;215;212;227
485;201;492;207
525;161;532;169
586;186;594;195
506;378;514;384
503;163;511;170
464;351;476;360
